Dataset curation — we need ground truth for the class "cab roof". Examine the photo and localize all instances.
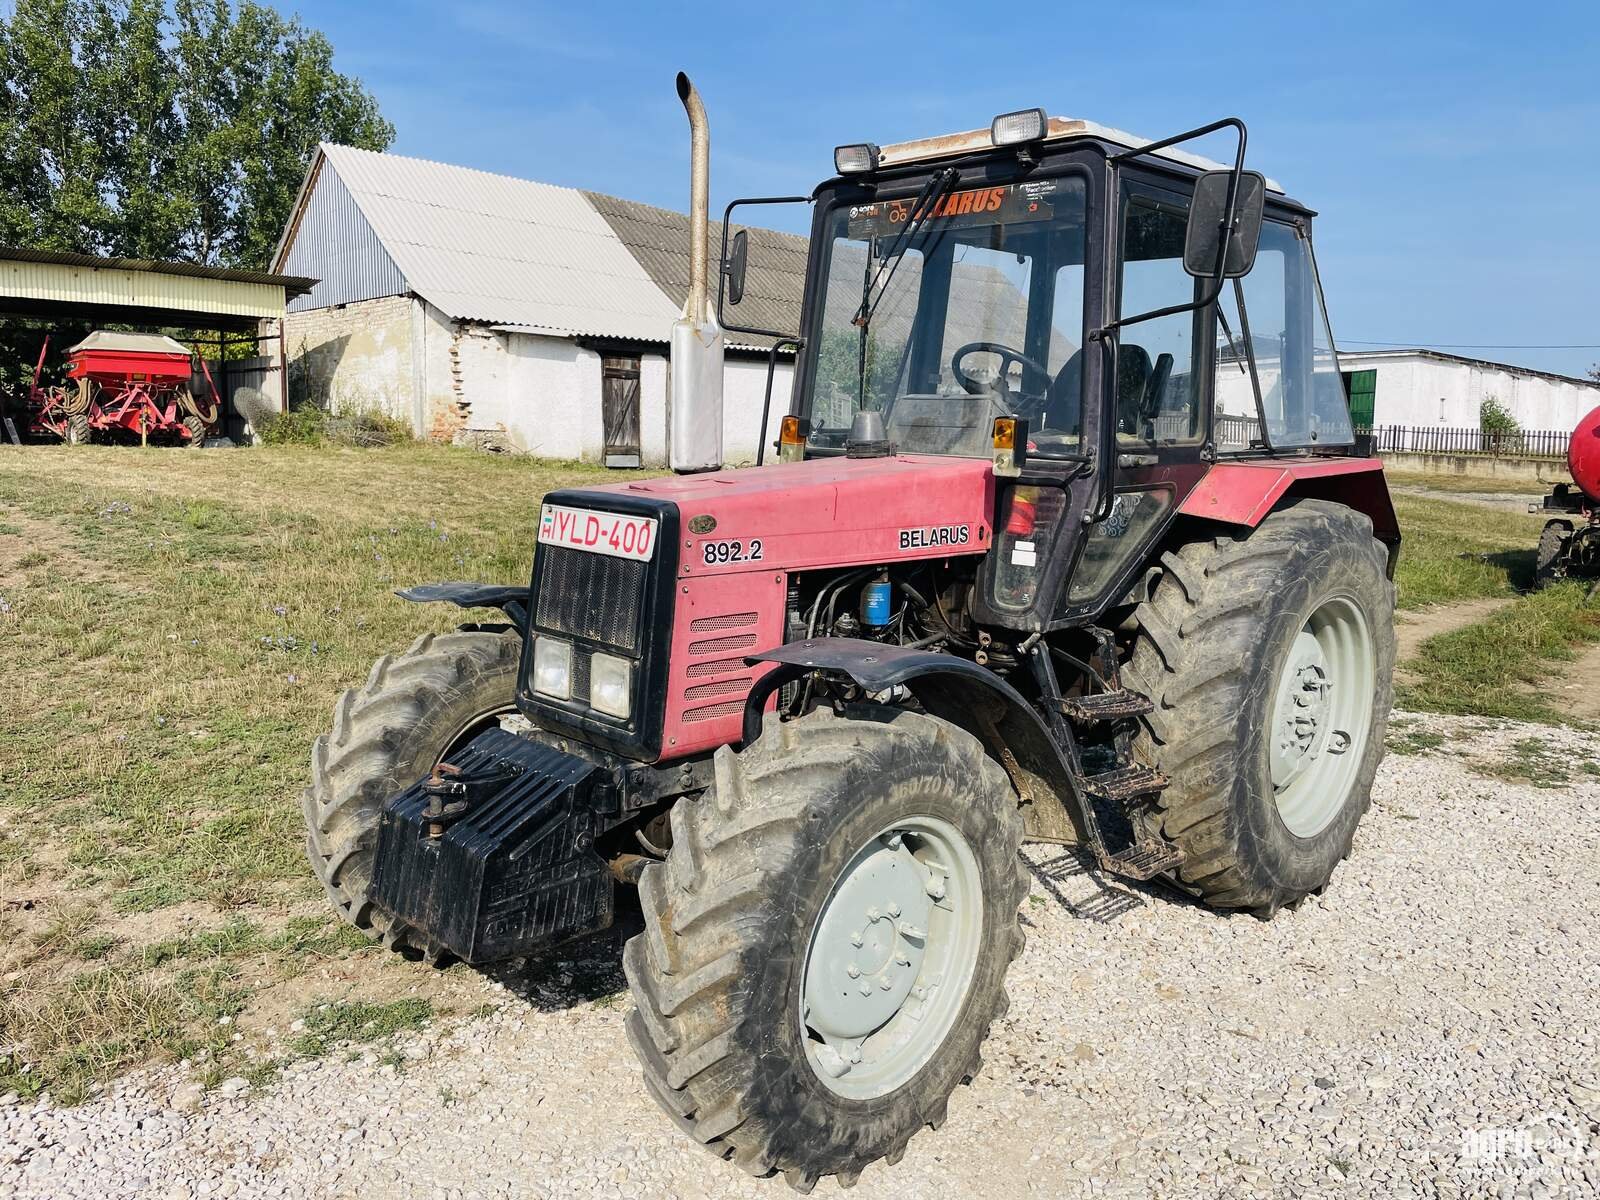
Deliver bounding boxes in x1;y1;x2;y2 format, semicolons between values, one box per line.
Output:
878;116;1286;195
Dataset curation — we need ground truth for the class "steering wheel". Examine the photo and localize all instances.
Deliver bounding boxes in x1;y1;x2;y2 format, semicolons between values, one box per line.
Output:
951;342;1053;415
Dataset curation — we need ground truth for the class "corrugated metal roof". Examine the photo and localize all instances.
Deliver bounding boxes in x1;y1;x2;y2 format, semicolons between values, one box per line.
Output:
311;144;679;341
583;192;807;350
0;245;315;295
0;251;301;322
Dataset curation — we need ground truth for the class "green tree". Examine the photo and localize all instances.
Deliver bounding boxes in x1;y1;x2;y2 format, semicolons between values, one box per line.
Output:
0;0;391;268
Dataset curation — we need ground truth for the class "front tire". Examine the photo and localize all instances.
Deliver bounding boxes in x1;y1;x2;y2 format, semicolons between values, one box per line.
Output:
624;706;1027;1190
1124;499;1396;913
304;627;521;958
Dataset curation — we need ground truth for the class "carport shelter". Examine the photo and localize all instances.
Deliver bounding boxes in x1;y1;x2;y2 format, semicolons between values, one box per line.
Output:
0;245;315;439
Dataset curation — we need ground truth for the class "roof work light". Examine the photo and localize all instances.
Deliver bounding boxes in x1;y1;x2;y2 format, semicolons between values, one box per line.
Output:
834;143;881;175
991;108;1048;147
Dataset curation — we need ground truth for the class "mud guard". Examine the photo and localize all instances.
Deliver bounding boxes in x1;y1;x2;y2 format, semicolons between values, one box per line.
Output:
396;581;529;627
743;638;1090;845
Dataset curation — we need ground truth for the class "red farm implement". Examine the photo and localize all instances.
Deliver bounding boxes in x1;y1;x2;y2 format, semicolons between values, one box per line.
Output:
26;331;219;445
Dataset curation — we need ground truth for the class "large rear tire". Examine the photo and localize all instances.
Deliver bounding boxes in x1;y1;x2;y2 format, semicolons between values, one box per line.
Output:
624;706;1027;1191
304;628;521;958
1124;499;1396;914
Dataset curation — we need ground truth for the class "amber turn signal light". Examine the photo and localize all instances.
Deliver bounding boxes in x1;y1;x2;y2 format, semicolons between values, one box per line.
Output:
991;416;1027;477
779;415;809;464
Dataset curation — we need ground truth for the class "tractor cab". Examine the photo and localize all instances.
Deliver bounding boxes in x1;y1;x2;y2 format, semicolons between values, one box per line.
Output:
724;111;1361;629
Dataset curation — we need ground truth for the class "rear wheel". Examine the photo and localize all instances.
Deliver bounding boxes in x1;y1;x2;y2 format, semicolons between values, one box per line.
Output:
304;627;521;959
624;706;1026;1190
1124;499;1396;913
65;415;90;445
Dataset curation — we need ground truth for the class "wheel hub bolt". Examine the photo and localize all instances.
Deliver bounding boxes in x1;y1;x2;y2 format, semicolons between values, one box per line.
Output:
887;902;901;917
850;930;864;947
925;874;946;900
894;951;911;966
846;964;861;979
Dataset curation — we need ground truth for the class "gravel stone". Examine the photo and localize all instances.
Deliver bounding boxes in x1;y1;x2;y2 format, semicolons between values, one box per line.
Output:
3;713;1596;1198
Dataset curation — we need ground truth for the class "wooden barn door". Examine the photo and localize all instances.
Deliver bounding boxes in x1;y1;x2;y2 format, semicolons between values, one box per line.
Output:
602;355;641;468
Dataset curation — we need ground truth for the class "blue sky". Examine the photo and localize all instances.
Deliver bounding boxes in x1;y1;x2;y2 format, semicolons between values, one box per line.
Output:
313;0;1600;379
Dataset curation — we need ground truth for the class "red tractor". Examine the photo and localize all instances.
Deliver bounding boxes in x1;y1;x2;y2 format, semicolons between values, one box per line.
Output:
26;331;218;445
306;80;1398;1189
1533;404;1600;588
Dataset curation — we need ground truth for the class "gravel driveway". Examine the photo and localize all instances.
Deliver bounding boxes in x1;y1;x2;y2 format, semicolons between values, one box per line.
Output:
5;712;1598;1199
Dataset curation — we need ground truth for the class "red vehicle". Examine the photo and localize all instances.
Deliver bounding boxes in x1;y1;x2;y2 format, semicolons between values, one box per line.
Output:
1533;403;1600;587
306;83;1399;1189
27;331;218;445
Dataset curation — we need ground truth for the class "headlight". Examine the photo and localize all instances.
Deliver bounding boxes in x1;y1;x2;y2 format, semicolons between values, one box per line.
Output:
589;652;632;719
532;636;572;700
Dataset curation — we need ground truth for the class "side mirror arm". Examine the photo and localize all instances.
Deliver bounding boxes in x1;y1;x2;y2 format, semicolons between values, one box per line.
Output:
717;195;811;342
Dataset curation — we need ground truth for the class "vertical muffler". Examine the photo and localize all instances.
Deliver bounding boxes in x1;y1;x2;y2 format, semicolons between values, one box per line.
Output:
670;72;725;473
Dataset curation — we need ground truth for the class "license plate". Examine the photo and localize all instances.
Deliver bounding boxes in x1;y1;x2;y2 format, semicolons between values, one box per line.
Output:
539;504;657;561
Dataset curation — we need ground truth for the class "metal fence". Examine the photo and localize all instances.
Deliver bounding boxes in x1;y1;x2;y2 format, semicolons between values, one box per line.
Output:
1130;414;1569;460
1365;424;1569;460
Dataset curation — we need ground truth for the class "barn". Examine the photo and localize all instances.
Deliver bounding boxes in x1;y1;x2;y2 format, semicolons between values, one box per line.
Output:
272;144;806;466
1335;348;1600;434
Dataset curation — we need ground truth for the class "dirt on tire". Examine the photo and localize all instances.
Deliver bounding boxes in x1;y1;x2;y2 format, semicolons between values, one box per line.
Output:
623;705;1028;1191
1124;498;1397;914
303;627;522;961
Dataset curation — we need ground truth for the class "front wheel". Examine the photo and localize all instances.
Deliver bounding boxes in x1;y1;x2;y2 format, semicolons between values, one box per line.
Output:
304;627;521;958
624;706;1026;1191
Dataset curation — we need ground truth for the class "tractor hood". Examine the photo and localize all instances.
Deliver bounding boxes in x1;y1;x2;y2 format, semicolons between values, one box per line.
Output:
582;455;996;577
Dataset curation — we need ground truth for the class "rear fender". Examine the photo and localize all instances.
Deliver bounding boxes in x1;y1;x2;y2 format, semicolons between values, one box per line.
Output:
743;638;1089;845
1179;459;1401;574
396;581;529;628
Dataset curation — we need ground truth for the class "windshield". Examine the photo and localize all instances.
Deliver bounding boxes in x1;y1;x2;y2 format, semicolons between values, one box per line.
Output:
803;175;1088;458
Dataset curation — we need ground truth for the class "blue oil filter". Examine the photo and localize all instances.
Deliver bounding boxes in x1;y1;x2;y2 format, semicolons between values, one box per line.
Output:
862;579;892;627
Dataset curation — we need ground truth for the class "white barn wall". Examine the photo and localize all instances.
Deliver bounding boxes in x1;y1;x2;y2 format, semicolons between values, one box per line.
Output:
640;353;669;467
723;358;794;467
497;332;604;460
1350;353;1600;431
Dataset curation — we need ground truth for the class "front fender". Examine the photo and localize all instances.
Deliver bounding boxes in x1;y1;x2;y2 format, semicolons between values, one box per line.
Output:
743;638;1089;845
396;581;529;627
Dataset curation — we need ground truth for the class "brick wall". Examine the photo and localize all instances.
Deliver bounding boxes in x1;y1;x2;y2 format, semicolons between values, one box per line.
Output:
283;295;415;423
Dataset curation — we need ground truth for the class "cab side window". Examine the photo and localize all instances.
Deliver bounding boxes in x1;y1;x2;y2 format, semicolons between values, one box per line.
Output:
1117;189;1202;444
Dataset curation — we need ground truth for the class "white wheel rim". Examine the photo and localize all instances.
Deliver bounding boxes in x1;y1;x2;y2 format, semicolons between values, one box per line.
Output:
1269;595;1375;838
799;815;983;1099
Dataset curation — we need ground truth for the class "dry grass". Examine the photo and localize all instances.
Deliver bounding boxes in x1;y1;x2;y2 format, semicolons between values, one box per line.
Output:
0;442;647;1101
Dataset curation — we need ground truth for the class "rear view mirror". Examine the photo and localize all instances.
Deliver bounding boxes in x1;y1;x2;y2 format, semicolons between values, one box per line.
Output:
1183;170;1265;279
725;229;748;305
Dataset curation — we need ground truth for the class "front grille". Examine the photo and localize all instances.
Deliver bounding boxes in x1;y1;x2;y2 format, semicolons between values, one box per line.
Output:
534;545;646;652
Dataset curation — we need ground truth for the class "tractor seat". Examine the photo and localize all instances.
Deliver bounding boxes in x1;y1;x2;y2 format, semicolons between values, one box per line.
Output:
1035;345;1155;439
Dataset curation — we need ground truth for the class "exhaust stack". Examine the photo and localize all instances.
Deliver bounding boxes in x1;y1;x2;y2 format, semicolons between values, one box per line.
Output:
670;72;725;473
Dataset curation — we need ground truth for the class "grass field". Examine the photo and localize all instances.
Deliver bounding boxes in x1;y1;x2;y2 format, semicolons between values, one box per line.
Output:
0;443;1594;1101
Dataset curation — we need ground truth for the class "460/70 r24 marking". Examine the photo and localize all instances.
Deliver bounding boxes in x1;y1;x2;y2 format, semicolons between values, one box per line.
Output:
702;538;763;565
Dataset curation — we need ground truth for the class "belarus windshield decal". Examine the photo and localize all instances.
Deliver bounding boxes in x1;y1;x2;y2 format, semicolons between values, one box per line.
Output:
848;181;1058;238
